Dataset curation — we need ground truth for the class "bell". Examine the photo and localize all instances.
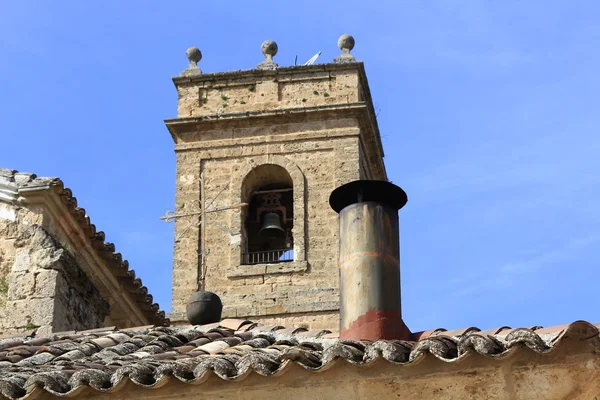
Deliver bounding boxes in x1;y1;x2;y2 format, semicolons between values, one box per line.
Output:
259;212;286;238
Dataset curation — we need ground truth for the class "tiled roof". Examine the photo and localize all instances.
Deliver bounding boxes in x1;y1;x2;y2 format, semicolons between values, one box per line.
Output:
0;169;168;327
0;319;598;399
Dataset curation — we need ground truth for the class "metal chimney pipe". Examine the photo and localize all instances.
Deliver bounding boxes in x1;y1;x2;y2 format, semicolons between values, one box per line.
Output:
329;180;410;341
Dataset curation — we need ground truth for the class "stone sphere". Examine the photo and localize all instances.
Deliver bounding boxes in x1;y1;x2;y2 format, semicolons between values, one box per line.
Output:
338;34;355;51
261;40;278;57
186;47;202;63
186;290;222;325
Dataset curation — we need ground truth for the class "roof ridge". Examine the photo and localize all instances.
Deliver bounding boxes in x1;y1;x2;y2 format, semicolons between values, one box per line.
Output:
0;168;60;188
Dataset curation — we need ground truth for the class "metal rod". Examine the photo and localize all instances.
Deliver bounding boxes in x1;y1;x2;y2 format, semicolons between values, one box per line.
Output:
160;203;248;223
205;182;229;211
240;249;294;265
206;203;248;213
199;171;206;291
252;188;293;195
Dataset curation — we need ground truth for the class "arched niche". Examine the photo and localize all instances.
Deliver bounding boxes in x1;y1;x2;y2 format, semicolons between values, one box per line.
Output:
228;155;307;277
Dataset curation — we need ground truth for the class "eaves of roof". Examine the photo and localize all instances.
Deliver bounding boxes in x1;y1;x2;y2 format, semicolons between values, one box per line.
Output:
0;318;597;399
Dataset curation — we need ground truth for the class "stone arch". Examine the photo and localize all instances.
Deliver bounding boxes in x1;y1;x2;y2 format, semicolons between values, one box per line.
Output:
230;155;306;267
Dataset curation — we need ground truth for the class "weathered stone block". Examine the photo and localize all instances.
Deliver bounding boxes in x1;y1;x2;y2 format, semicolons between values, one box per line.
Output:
0;223;110;335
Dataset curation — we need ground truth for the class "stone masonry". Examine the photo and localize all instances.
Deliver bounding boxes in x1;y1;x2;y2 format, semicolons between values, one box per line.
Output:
0;201;109;335
0;223;109;335
0;170;168;334
166;51;388;329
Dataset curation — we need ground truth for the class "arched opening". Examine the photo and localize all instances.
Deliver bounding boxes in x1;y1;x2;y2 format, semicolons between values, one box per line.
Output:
241;164;294;265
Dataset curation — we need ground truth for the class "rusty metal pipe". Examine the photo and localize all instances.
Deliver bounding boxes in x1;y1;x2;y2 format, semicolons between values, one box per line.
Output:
330;180;410;341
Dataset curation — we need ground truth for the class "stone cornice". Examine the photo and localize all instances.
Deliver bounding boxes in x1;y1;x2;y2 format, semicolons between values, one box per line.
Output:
0;181;18;203
165;103;386;180
168;62;386;179
166;103;366;133
172;128;359;152
172;62;368;86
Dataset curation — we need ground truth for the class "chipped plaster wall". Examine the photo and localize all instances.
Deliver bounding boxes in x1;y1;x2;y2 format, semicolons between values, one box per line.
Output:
0;203;108;335
169;64;388;330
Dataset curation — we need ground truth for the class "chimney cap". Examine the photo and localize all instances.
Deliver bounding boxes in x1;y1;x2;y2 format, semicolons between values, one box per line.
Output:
329;180;407;213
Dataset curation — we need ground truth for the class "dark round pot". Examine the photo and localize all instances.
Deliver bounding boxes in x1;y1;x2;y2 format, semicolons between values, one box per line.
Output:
186;290;223;325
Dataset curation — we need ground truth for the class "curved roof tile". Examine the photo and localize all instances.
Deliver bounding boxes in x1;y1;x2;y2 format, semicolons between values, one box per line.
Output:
0;319;596;399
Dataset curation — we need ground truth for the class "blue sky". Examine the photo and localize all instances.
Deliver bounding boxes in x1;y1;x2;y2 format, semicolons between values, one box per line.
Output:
1;1;598;332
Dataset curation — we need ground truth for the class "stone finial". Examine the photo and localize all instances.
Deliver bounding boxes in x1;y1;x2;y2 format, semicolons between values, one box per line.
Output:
180;47;202;76
334;34;356;63
257;40;279;70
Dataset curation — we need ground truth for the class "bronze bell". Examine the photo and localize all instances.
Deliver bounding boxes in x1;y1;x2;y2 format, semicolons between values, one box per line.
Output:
259;212;286;238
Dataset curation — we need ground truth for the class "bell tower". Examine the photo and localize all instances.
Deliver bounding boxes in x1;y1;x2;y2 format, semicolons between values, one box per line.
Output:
165;35;387;329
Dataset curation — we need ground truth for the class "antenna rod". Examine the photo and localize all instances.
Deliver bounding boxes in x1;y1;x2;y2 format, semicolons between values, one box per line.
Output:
304;51;322;66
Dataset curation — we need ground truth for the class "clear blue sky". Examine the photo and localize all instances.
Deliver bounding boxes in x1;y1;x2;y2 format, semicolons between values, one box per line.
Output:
1;1;599;332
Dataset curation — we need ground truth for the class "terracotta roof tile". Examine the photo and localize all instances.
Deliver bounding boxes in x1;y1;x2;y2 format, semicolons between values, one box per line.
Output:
478;326;512;337
23;338;52;347
0;319;595;398
439;327;481;338
296;329;332;338
252;325;285;332
525;325;544;331
120;324;155;332
197;341;232;354
188;337;211;347
277;327;308;335
534;323;573;334
234;332;254;341
411;328;445;341
195;322;221;331
219;318;253;331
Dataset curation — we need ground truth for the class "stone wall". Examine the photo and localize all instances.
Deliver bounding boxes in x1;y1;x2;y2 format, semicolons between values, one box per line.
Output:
174;66;363;119
0;202;42;333
0;203;108;335
168;63;388;330
171;132;359;329
0;169;166;330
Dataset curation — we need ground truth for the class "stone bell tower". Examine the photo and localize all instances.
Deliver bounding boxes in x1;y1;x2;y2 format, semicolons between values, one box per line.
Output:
165;35;387;329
